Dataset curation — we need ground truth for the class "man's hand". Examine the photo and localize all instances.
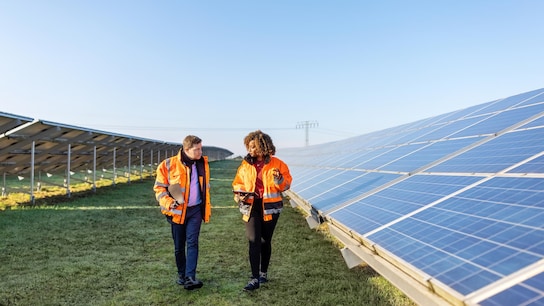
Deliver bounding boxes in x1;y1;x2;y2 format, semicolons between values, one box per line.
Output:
170;201;180;210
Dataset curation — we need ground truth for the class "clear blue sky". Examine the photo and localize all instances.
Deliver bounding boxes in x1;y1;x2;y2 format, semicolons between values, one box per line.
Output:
1;1;543;157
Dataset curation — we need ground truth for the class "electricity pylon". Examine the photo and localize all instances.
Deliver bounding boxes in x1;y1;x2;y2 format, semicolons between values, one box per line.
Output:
296;120;318;146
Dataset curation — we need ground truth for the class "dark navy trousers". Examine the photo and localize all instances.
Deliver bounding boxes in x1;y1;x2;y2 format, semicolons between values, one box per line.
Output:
168;205;202;278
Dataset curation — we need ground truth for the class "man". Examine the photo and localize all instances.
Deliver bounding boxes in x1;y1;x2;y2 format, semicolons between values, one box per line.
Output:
153;135;211;290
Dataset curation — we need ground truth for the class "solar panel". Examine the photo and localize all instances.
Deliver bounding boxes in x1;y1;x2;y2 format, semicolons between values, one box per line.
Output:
469;88;544;116
328;175;483;235
368;176;544;295
509;155;544;173
451;103;544;138
0;118;180;174
0;112;33;134
279;88;544;305
308;171;400;212
293;168;345;198
479;271;544;306
1;112;233;203
379;137;480;172
427;128;544;173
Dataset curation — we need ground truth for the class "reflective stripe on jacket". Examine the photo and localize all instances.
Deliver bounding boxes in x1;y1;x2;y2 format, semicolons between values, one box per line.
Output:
153;150;211;224
232;156;292;222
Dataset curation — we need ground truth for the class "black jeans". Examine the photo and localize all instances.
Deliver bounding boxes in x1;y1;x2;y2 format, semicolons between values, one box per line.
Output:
245;198;279;279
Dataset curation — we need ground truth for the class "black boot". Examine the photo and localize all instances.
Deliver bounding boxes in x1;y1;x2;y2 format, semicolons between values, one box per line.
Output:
243;278;260;291
184;276;203;290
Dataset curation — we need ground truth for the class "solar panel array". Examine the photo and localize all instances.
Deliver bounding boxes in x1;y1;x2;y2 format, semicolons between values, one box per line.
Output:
1;111;233;200
1;112;234;174
1;114;175;175
279;88;544;306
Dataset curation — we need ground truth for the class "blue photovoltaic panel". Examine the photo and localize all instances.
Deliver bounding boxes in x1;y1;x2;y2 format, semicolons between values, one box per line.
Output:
292;169;344;197
340;147;393;169
356;133;393;149
451;103;544;138
480;272;544;306
329;175;482;235
382;123;442;145
287;166;322;184
325;150;367;168
469;88;544;117
394;116;438;131
520;115;544;129
379;137;480;172
293;164;326;176
337;149;376;168
368;176;544;296
368;130;428;148
428;127;544;173
414;116;489;141
363;132;410;148
382;120;454;145
513;89;544;107
368;116;454;147
277;88;544;305
448;101;496;121
508;155;544;173
440;177;544;229
308;171;400;212
355;143;427;170
426;108;474;126
302;170;366;193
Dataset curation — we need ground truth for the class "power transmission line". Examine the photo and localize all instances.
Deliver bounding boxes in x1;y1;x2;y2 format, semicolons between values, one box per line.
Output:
77;124;294;131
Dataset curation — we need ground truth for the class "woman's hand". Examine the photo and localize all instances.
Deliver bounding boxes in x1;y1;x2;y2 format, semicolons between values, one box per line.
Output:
272;168;282;180
272;168;282;179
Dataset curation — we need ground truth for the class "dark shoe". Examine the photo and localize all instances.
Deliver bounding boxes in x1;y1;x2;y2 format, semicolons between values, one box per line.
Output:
243;278;260;291
258;272;268;284
176;275;185;285
184;276;203;290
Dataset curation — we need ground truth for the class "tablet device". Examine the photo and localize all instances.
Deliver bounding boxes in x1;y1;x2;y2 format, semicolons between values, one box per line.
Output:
232;190;255;196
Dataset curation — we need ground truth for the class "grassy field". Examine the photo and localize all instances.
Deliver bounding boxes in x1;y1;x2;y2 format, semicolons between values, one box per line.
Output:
0;159;415;305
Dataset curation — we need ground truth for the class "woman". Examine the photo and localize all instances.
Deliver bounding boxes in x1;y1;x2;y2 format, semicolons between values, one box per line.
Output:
232;130;292;291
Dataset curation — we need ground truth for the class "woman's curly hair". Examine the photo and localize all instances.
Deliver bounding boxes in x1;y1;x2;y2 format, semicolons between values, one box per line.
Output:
243;130;276;156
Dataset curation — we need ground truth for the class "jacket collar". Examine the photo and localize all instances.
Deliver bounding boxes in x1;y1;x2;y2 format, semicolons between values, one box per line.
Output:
180;149;197;166
244;154;270;165
180;149;205;176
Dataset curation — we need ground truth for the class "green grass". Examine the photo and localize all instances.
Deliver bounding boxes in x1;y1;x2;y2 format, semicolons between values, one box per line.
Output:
0;159;415;306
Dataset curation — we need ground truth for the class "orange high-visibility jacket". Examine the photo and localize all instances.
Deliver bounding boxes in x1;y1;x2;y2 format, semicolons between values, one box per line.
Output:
232;156;292;222
153;150;211;224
